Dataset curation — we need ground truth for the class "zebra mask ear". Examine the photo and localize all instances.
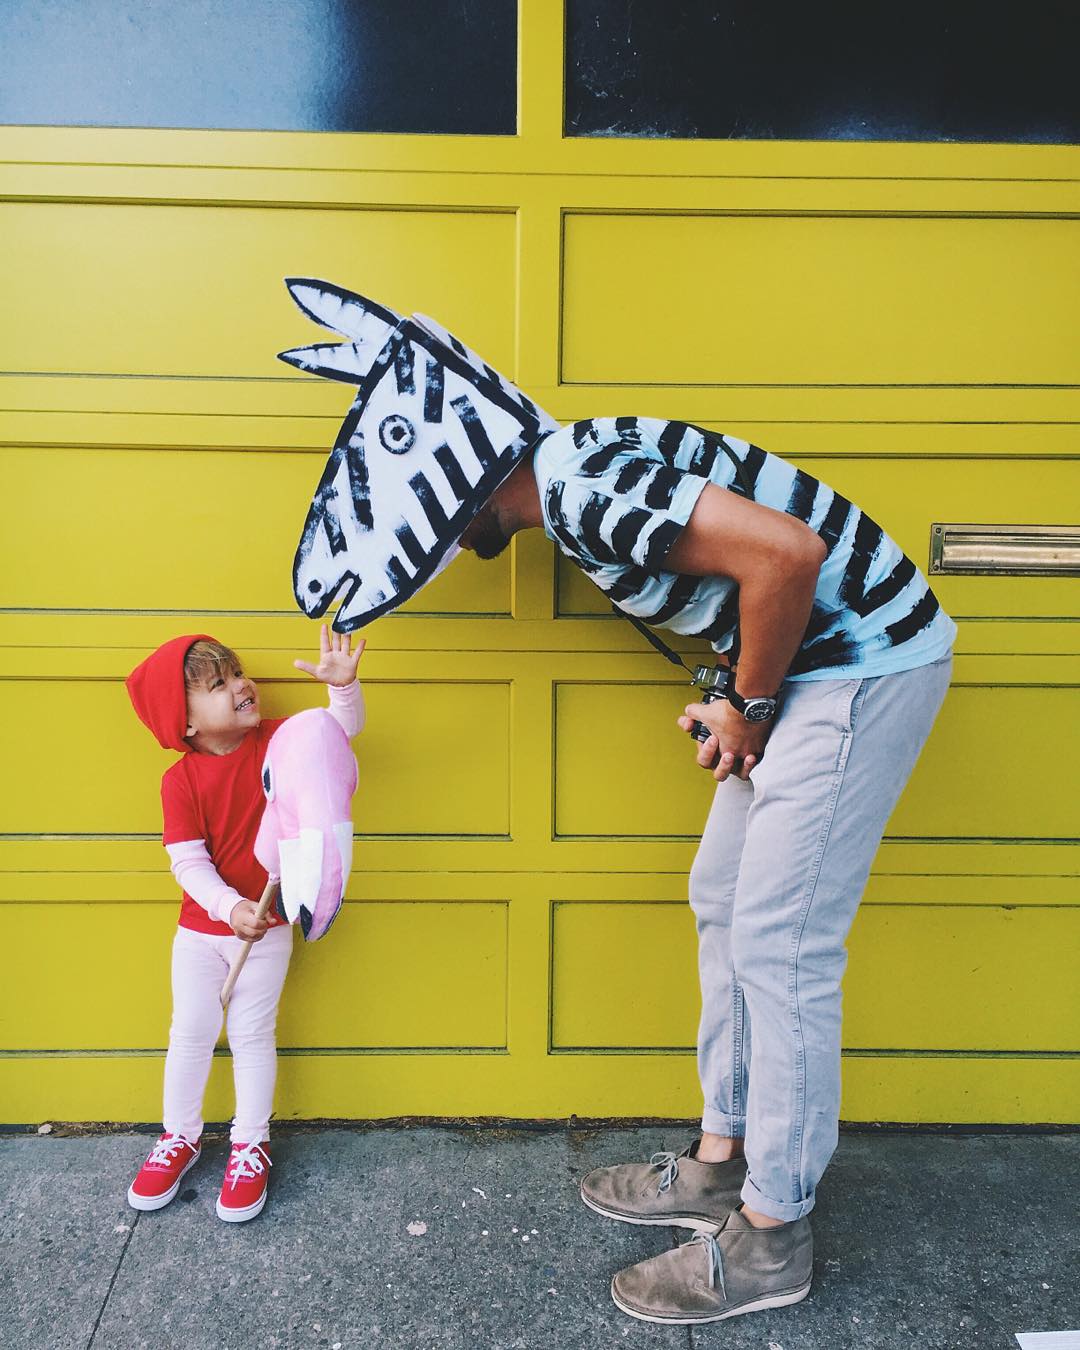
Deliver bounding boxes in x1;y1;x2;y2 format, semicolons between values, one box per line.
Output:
278;277;561;633
278;278;403;385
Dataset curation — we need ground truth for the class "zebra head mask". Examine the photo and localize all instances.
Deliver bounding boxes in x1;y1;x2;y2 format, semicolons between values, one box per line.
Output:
278;278;560;632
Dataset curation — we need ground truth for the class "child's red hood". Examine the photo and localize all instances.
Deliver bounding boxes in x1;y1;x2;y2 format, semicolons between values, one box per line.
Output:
126;634;215;751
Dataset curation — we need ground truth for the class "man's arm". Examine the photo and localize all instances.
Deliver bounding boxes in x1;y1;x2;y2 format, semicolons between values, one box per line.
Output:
664;483;827;780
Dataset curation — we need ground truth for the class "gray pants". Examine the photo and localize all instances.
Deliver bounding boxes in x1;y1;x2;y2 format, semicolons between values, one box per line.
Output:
689;654;953;1221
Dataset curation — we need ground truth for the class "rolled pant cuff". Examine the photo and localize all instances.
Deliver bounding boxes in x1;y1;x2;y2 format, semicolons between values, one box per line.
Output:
741;1175;816;1223
700;1109;747;1137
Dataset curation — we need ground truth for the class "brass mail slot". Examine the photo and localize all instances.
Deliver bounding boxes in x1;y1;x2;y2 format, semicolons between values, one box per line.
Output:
929;524;1080;576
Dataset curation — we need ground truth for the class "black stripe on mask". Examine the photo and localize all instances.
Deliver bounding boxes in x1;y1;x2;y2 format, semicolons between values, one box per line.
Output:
409;471;451;536
394;522;428;570
433;442;472;504
450;394;498;470
394;340;415;396
423;358;444;423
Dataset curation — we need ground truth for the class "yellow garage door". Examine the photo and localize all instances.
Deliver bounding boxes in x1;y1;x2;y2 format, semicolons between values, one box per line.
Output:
2;9;1078;1125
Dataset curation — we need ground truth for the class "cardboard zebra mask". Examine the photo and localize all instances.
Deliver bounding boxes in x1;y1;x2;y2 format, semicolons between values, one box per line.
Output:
278;278;560;631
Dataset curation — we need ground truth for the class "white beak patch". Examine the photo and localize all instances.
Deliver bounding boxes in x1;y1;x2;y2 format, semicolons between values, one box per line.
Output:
333;821;354;902
277;828;324;923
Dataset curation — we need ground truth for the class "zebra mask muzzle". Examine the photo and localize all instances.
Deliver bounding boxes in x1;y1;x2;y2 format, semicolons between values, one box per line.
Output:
278;277;560;632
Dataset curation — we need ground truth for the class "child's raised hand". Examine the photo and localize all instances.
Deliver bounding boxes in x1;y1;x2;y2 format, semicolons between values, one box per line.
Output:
294;623;365;687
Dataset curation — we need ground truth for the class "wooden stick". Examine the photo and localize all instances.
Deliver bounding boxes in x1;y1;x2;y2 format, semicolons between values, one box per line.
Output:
220;878;280;1009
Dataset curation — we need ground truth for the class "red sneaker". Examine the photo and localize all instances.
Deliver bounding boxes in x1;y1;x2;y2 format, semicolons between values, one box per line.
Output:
127;1133;201;1211
216;1141;272;1222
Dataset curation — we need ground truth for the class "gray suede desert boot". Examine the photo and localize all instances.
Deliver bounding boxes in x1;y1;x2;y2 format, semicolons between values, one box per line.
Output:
580;1140;747;1231
610;1208;813;1325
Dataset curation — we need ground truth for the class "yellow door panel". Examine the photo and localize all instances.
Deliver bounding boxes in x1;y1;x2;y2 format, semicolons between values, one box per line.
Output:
1;901;506;1051
844;905;1080;1052
4;679;510;836
562;213;1080;386
553;680;1077;842
892;685;1078;838
2;904;181;1050
0;202;516;379
550;902;699;1049
554;684;716;838
281;901;507;1048
549;901;1077;1054
1;447;511;616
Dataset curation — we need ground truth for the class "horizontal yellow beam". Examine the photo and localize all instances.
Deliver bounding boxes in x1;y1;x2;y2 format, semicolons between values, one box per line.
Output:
2;1051;1076;1125
3;122;1079;182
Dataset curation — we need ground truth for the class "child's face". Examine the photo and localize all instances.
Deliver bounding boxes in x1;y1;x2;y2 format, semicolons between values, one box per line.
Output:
185;662;260;742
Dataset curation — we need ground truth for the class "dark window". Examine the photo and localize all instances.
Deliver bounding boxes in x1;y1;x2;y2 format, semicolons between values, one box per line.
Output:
566;0;1080;144
1;0;516;135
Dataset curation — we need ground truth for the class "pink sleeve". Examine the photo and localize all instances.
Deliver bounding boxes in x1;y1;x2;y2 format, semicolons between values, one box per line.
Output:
165;840;242;926
327;679;365;737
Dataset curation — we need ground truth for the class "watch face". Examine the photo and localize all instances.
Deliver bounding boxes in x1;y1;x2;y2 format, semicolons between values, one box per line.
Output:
744;699;775;723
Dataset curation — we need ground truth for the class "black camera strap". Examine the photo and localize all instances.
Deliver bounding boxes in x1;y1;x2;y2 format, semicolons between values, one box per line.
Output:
610;434;755;678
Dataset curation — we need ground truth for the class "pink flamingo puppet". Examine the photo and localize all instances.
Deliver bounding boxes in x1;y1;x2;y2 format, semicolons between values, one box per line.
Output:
220;708;358;1006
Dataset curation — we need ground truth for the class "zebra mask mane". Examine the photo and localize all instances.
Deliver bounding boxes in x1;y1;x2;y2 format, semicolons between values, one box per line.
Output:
278;277;560;632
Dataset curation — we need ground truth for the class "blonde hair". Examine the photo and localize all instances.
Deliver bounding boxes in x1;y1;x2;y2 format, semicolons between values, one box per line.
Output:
184;639;242;690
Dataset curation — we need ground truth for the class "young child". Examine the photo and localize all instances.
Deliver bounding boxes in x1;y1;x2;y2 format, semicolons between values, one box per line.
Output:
124;625;364;1221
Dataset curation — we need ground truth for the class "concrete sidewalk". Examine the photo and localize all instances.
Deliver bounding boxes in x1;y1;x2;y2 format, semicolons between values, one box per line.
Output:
2;1126;1077;1350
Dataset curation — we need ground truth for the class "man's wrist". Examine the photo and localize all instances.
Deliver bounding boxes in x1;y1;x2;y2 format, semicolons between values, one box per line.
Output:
727;686;780;723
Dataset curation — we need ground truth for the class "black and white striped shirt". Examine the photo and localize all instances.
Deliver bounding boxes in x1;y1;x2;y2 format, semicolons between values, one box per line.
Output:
533;418;956;680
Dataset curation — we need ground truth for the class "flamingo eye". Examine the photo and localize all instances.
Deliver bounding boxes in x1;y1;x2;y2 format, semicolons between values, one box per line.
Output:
262;760;275;802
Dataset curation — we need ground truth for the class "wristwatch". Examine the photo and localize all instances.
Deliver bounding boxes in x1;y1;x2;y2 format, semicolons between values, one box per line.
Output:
726;686;780;723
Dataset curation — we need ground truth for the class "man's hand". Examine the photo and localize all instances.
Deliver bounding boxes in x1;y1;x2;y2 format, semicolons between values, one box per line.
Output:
294;623;365;687
677;699;773;782
230;898;269;942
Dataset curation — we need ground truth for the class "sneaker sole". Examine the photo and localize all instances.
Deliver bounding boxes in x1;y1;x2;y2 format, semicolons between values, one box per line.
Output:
580;1188;724;1234
216;1190;267;1223
126;1149;201;1212
611;1279;812;1325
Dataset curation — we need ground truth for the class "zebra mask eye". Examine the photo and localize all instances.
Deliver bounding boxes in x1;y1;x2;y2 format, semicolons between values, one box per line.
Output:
279;277;560;635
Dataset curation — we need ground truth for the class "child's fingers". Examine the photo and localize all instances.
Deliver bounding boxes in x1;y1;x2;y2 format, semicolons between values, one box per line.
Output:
294;659;317;677
320;623;331;655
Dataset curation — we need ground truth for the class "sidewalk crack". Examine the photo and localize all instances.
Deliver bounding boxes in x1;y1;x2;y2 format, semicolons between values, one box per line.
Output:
86;1210;139;1349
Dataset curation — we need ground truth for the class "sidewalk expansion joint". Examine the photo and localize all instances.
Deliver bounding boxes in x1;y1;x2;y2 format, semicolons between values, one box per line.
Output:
86;1208;139;1350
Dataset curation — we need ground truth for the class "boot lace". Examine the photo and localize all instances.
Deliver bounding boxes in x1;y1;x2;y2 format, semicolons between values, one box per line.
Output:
225;1142;271;1189
649;1150;680;1194
688;1230;726;1295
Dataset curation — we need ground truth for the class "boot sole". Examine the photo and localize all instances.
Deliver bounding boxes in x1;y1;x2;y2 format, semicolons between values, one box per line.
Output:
611;1279;811;1325
126;1148;201;1212
580;1188;724;1233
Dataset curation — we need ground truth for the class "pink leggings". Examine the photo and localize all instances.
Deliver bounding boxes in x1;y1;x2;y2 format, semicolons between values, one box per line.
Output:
163;924;293;1145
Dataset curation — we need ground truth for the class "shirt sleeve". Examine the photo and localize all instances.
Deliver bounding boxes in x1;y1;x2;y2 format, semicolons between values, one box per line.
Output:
165;839;243;926
543;441;709;571
326;679;365;737
161;765;202;846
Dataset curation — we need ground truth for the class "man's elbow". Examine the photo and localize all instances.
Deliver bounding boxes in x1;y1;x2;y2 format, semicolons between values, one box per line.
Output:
796;521;828;571
772;519;826;578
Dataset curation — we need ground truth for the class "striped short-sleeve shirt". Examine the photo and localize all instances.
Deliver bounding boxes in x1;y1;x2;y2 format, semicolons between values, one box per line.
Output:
533;417;956;681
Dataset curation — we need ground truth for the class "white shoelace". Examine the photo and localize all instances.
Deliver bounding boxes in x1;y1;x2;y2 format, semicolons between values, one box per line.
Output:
225;1142;271;1189
146;1135;192;1168
650;1150;681;1194
687;1231;727;1295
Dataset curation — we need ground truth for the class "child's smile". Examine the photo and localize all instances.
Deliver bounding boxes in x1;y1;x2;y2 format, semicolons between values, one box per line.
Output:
185;667;260;751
